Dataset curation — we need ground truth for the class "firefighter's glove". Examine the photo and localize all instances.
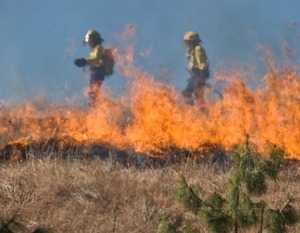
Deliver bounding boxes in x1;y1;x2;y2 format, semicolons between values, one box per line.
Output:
74;58;87;67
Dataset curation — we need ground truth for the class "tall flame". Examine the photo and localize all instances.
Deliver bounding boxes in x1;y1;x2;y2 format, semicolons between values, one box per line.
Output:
1;25;300;159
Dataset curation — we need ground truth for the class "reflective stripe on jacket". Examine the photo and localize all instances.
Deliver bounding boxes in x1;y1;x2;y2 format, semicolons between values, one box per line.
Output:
86;44;104;68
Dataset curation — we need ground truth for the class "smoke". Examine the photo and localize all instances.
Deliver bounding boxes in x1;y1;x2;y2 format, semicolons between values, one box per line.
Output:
64;38;77;57
2;2;300;160
139;45;153;58
6;63;29;102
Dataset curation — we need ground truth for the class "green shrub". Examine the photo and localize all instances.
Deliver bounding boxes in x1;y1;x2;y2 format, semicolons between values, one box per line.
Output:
170;138;299;233
181;227;199;233
175;178;202;214
157;219;177;233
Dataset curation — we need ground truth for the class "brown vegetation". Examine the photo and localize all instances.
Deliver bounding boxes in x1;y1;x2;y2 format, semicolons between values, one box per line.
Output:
0;153;299;233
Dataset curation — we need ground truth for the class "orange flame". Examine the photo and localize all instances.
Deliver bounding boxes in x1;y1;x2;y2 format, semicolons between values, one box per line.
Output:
1;26;300;160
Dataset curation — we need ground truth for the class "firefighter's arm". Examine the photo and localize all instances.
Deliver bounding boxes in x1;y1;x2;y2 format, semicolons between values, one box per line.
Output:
194;46;203;69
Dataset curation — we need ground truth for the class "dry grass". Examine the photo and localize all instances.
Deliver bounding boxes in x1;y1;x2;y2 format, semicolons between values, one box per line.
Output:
0;154;299;233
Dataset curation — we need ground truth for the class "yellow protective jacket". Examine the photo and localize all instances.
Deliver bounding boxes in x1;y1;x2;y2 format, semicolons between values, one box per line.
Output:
186;44;209;71
86;44;104;69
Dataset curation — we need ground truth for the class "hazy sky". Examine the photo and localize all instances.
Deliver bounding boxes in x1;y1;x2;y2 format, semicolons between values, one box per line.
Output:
1;0;300;104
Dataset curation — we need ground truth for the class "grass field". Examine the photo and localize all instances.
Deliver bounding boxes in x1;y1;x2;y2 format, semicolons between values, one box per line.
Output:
0;151;299;233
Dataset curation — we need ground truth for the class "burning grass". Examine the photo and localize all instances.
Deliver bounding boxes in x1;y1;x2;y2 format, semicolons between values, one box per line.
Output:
1;49;300;161
1;25;300;232
1;61;300;161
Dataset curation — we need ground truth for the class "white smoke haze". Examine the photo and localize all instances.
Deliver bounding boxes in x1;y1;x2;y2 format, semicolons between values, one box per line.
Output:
64;38;77;57
139;45;153;58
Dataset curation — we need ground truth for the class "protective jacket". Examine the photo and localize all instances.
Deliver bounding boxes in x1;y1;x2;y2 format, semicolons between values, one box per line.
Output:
186;44;209;71
86;44;105;69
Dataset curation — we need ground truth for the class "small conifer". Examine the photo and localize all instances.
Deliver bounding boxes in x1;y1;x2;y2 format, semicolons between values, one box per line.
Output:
170;136;298;233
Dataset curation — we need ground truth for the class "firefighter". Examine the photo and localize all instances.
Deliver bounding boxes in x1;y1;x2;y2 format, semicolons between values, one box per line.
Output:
182;31;210;105
74;29;107;107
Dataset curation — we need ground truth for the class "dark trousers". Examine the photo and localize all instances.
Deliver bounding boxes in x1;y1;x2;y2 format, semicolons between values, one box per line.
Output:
182;68;209;104
89;66;106;107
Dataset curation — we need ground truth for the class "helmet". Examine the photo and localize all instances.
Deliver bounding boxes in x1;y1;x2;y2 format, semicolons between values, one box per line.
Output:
84;29;104;44
183;31;201;43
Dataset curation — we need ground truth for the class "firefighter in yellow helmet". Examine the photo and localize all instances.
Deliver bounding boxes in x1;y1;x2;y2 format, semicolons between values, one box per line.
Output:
74;29;106;107
182;31;210;105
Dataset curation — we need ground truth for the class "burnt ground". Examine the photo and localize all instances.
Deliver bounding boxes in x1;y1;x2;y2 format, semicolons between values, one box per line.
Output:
0;138;232;170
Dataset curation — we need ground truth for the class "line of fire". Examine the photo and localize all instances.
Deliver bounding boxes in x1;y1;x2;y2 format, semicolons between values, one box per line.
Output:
1;27;300;164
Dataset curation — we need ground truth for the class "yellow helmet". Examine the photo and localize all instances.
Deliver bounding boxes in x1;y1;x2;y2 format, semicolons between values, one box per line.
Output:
183;31;201;43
